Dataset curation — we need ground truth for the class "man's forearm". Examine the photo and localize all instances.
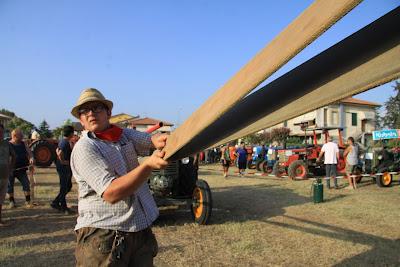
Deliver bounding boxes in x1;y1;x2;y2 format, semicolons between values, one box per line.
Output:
102;163;153;204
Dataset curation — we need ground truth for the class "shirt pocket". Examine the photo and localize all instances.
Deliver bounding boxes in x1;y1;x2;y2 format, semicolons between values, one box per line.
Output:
120;141;138;170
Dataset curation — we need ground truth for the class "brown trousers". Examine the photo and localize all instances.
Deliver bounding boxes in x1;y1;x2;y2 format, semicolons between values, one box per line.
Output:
75;227;158;267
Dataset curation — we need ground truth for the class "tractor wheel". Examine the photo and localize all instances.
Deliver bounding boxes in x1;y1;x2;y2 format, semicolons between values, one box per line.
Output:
272;162;284;178
256;159;265;172
288;160;308;180
261;161;273;174
247;159;256;169
352;166;363;184
30;140;56;167
191;179;212;225
376;172;393;187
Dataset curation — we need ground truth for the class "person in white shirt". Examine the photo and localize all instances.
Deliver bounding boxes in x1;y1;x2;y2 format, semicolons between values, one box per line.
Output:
317;136;340;189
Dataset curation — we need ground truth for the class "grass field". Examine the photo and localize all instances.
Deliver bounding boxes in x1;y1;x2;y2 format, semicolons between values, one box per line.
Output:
0;165;399;267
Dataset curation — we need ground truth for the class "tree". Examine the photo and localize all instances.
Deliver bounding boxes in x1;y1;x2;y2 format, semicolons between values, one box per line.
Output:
261;131;273;145
0;108;15;118
382;81;400;129
242;133;263;145
7;117;35;138
374;106;382;130
52;119;73;139
0;108;35;138
271;127;291;148
38;120;53;138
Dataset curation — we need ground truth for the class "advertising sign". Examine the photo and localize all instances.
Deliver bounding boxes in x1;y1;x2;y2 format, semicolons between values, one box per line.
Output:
372;129;400;140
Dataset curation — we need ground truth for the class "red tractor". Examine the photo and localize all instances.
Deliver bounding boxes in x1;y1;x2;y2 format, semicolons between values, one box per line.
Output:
29;139;59;167
29;135;79;167
272;127;346;180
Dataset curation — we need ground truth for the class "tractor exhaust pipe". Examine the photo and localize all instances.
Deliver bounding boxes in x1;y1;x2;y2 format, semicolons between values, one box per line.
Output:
146;122;164;133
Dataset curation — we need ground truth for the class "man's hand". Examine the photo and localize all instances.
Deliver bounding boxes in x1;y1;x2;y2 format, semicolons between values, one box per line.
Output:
151;134;168;150
144;150;168;170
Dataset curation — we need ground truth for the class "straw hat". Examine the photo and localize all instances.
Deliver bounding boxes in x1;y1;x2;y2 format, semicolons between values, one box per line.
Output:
71;88;113;118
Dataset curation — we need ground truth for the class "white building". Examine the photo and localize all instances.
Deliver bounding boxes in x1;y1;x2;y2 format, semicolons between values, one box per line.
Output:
130;117;173;133
266;97;380;141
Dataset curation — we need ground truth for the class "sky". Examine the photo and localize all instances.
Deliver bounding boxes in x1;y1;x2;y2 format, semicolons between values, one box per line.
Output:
0;0;399;129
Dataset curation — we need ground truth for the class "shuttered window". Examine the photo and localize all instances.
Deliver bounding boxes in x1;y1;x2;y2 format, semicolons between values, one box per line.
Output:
351;113;357;126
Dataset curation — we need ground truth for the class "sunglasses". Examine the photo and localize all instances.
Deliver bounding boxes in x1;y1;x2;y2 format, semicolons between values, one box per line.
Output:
78;104;107;115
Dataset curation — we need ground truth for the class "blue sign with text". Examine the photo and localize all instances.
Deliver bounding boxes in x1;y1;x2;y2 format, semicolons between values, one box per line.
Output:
372;129;400;140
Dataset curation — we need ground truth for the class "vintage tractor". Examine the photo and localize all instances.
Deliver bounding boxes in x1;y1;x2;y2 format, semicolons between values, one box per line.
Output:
251;145;277;173
147;123;213;225
272;126;346;180
357;131;400;187
29;139;59;167
149;157;212;224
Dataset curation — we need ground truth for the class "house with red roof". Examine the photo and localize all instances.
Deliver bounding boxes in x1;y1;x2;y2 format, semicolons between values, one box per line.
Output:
129;117;174;133
265;97;380;141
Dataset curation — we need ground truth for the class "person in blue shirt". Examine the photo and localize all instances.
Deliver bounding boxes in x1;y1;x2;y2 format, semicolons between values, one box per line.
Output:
51;125;74;214
235;142;248;177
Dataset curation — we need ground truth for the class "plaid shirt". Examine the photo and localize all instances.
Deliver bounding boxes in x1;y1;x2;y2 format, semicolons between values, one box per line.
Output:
71;128;159;232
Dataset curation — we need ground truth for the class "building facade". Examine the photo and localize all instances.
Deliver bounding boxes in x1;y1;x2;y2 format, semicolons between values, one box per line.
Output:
0;114;12;127
130;117;173;133
266;97;380;141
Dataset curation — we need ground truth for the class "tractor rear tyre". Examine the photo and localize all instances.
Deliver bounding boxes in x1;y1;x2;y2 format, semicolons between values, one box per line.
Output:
261;161;273;174
191;179;212;225
288;160;308;180
353;166;363;184
247;159;256;169
256;159;265;172
30;140;56;167
272;162;284;178
376;172;393;187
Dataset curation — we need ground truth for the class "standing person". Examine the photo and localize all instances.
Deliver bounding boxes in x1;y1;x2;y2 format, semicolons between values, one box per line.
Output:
317;136;340;189
235;142;248;177
0;124;16;226
51;125;74;214
70;88;168;266
344;136;358;190
221;143;231;178
260;143;267;160
8;128;34;208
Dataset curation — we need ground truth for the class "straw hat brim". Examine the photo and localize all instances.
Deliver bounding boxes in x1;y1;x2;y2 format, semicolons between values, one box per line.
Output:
71;97;113;118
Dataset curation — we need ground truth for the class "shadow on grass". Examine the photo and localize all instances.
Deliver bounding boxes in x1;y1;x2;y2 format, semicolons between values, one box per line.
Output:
264;215;400;266
1;206;76;239
156;183;333;226
0;248;75;267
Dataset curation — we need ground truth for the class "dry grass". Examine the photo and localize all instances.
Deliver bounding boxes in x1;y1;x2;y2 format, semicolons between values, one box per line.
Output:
0;165;399;266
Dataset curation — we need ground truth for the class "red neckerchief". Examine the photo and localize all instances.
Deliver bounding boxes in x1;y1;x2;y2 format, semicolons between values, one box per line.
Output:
94;125;123;142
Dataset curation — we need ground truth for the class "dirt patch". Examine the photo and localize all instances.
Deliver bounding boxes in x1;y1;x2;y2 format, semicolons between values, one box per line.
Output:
0;165;399;266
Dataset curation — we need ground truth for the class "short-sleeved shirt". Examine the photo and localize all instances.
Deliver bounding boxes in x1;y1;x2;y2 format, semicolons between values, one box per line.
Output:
56;139;72;169
71;128;158;232
10;142;29;170
235;147;247;163
321;142;339;164
223;148;231;161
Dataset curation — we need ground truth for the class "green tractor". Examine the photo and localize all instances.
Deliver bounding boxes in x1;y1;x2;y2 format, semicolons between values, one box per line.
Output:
357;130;400;187
145;123;212;225
149;156;212;225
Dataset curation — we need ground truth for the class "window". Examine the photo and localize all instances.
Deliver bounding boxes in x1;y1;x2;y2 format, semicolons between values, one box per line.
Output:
351;113;357;126
283;120;287;127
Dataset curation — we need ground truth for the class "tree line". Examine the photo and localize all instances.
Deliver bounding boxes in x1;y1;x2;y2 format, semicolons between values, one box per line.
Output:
0;108;72;140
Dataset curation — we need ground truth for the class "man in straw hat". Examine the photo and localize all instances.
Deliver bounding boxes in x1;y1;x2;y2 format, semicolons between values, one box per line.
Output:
71;88;168;266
